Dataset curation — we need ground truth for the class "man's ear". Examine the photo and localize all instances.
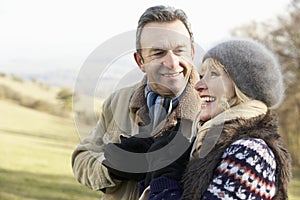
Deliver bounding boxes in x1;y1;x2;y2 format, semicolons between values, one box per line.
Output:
191;47;195;60
134;52;145;72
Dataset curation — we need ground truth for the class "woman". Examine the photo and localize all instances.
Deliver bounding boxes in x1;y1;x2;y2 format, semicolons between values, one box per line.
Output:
142;38;291;200
182;38;291;199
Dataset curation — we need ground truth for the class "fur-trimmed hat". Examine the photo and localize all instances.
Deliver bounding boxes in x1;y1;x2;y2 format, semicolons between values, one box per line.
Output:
203;38;284;109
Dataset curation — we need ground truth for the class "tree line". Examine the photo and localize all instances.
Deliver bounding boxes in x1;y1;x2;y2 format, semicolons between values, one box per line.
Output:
230;0;300;167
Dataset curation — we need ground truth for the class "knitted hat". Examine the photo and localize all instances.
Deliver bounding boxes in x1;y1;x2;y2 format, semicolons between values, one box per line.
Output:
203;38;284;109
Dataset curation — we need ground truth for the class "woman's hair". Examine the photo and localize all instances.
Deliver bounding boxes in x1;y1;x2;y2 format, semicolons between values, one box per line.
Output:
199;58;251;109
136;5;194;56
202;39;284;109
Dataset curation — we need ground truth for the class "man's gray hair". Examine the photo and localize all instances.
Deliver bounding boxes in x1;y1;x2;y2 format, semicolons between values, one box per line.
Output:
136;5;194;57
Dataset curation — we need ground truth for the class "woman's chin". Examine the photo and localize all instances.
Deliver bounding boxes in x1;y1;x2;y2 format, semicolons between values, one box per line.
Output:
199;113;212;122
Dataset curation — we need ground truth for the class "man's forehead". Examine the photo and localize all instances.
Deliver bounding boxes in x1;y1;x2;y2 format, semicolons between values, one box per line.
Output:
140;27;191;49
143;43;187;51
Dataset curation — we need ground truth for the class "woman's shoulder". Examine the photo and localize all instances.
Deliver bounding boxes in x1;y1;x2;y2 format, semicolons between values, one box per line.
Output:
202;138;278;199
222;138;276;167
220;137;277;183
223;138;276;165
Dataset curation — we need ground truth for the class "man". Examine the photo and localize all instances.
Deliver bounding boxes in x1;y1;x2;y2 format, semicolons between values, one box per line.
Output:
71;5;200;200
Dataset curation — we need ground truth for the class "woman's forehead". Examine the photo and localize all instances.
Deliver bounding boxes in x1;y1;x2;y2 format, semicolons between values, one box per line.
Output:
198;59;222;73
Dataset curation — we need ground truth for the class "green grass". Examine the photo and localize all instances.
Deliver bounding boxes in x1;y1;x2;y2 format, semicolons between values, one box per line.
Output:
289;169;300;200
0;99;299;199
0;100;100;200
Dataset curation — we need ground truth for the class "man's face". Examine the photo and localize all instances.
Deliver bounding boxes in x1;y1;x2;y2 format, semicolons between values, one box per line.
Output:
135;20;194;97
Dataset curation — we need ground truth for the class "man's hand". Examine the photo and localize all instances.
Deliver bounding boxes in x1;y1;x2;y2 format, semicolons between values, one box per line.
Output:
144;124;192;186
103;133;154;181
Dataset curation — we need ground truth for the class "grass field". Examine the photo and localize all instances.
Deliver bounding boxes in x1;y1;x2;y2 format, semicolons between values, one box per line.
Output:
0;99;299;199
0;100;100;200
289;169;300;200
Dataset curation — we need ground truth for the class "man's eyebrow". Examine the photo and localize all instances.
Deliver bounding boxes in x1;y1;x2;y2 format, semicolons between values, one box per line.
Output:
150;48;166;51
149;44;187;51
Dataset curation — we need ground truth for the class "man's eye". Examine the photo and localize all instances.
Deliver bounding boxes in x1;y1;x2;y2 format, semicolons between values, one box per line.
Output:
174;49;183;53
154;51;164;55
152;51;165;57
173;49;186;55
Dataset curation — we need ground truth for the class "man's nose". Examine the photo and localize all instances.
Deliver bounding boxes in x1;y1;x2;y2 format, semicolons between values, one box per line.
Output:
162;51;179;69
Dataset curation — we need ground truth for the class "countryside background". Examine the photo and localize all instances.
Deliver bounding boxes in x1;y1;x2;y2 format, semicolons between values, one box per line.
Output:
1;0;299;199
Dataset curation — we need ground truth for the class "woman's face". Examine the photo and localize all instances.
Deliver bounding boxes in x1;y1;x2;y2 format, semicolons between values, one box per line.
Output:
194;62;236;122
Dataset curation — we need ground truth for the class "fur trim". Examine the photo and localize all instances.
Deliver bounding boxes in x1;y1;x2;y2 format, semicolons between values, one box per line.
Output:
129;68;201;127
181;112;291;200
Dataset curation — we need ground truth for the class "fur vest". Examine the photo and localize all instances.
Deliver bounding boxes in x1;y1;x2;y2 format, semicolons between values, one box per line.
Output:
181;112;291;200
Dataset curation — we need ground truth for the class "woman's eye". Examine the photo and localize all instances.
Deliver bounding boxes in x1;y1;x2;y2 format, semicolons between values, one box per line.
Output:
211;71;220;77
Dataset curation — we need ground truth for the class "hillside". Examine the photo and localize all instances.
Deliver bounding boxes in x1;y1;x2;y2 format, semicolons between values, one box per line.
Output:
0;99;100;199
0;73;103;199
0;72;104;121
0;73;60;104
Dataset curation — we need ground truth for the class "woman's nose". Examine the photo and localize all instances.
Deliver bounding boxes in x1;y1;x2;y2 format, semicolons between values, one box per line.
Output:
194;79;207;92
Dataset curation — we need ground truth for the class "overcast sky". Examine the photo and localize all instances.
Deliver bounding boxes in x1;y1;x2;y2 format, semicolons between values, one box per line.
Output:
0;0;291;75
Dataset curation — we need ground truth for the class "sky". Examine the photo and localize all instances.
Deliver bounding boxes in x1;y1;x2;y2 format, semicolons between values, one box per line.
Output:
0;0;291;76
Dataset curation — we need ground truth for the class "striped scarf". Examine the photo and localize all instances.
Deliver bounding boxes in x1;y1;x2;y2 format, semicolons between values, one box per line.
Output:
145;85;179;130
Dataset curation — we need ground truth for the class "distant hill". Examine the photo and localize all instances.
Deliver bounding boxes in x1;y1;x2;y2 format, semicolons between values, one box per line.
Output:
14;66;144;100
17;68;78;90
0;72;75;118
0;73;60;104
0;72;104;125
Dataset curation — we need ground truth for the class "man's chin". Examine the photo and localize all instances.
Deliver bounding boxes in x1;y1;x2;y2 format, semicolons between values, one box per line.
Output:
166;85;186;98
152;88;178;98
150;80;187;97
172;80;189;96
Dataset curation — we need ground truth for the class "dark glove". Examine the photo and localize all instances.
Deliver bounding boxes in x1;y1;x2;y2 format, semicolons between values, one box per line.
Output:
114;133;154;153
144;125;192;186
103;133;154;181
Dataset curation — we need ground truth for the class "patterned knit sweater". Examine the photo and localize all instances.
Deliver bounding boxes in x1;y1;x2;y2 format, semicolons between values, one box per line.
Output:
202;138;276;199
147;137;277;200
182;112;291;200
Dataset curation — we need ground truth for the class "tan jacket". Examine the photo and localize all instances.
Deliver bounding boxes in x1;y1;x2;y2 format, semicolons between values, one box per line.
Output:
71;70;200;200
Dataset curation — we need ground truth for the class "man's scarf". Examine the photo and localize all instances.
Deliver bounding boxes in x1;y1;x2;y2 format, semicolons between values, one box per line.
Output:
145;85;180;130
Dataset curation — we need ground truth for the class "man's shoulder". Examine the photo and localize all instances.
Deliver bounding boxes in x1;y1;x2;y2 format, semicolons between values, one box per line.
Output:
102;82;141;109
108;82;140;100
